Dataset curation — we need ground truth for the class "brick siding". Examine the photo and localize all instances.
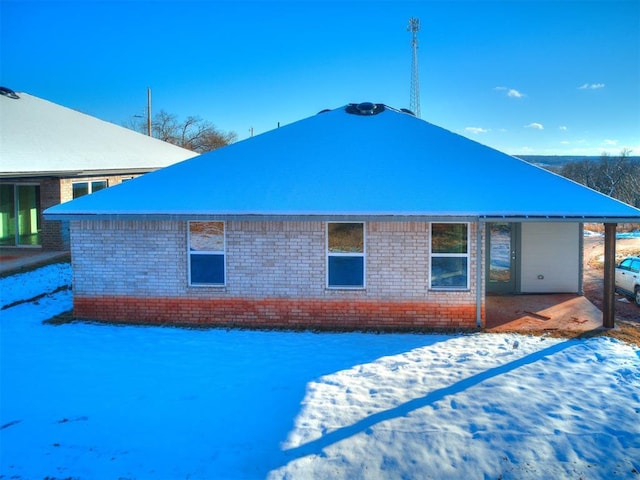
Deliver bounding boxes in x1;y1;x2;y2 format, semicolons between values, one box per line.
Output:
74;296;479;329
39;178;63;250
44;174;141;250
5;174;144;250
70;220;484;329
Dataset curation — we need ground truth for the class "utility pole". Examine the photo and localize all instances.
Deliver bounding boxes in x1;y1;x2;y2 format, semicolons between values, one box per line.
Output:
407;17;421;118
147;87;152;136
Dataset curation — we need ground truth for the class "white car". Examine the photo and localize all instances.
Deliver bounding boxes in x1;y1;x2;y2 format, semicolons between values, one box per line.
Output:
615;256;640;306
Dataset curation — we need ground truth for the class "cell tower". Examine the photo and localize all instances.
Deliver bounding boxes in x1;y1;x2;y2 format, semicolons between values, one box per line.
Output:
407;17;421;118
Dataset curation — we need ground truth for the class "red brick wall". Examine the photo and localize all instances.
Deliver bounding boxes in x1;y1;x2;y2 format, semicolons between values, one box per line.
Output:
39;178;64;250
74;295;482;330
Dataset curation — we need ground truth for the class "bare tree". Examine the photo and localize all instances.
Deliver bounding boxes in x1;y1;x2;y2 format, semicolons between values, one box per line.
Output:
559;149;640;207
612;149;640;208
558;159;598;190
126;110;237;153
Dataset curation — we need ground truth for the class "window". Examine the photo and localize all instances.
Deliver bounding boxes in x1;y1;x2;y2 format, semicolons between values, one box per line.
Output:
189;221;225;286
620;258;640;273
619;259;633;270
72;180;107;199
327;222;365;288
430;223;469;289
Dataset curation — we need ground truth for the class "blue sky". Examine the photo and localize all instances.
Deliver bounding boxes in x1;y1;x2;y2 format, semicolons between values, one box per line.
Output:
1;0;638;155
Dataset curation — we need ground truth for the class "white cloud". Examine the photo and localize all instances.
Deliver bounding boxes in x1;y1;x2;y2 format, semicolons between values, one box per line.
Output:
559;126;568;131
465;127;489;134
525;122;544;130
511;139;637;156
494;86;525;98
603;139;618;146
578;83;605;90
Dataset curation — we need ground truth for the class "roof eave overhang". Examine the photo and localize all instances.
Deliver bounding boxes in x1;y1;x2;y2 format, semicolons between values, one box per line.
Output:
44;212;640;223
1;167;160;179
479;214;640;223
44;213;482;222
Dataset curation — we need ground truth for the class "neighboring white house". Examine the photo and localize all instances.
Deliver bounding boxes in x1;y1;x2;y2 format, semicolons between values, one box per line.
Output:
45;102;640;329
0;87;197;249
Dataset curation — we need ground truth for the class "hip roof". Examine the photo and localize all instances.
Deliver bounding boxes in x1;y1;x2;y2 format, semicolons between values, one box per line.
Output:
1;91;197;176
45;104;640;222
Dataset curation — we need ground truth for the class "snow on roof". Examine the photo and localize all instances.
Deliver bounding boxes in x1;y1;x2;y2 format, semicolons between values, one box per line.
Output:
0;90;197;175
45;104;640;221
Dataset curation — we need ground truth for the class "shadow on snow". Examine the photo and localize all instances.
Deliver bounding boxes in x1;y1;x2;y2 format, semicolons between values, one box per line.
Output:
267;339;577;474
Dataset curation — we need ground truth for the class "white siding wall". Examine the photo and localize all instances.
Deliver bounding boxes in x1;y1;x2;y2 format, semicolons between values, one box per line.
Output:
520;222;580;293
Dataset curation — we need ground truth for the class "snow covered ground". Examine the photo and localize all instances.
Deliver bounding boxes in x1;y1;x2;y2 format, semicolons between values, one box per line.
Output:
584;229;640;239
0;263;72;309
1;264;639;479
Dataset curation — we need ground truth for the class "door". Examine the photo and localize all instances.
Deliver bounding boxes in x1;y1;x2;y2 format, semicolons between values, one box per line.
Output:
0;184;41;247
16;185;41;246
0;184;16;246
486;222;519;294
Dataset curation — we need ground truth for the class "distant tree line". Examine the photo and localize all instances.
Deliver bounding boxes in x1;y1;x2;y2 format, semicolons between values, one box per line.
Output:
548;149;640;208
126;110;237;153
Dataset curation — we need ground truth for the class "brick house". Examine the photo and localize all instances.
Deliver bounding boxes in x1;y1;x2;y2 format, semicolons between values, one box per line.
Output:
0;88;196;250
45;103;640;329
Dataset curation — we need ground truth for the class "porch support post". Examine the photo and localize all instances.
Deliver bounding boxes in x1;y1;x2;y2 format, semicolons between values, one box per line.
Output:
602;223;617;328
476;219;484;328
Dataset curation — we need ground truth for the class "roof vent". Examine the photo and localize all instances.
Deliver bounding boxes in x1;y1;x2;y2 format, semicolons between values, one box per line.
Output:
345;102;385;116
0;86;20;100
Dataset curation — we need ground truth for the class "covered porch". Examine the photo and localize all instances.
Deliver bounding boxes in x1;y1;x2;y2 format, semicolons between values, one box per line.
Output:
485;294;603;332
480;220;627;329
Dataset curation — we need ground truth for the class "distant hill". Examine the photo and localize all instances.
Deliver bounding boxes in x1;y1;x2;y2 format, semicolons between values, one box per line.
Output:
516;155;640;168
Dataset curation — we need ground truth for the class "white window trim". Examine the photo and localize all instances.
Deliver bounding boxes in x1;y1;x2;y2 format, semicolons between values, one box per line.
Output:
71;179;108;198
187;221;226;287
429;222;470;290
326;221;366;289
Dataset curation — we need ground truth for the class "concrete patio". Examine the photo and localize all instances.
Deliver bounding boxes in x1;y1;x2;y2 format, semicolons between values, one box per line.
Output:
0;249;69;275
485;294;604;333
